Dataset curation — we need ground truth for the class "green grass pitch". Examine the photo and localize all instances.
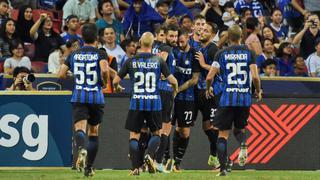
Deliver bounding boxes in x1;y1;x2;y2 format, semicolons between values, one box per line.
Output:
0;169;319;180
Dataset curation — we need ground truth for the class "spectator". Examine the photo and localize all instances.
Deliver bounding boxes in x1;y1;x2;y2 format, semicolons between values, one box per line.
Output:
156;0;193;25
30;13;65;64
4;39;31;74
90;0;121;20
260;58;277;77
286;55;308;76
180;15;193;34
156;0;170;19
256;38;277;73
0;0;9;26
201;0;227;32
0;18;19;61
96;0;124;45
16;5;34;43
7;66;34;90
99;26;125;71
245;17;262;55
235;0;263;18
276;41;295;76
60;15;84;46
293;14;320;60
270;8;288;41
277;0;303;33
122;0;163;39
222;1;239;27
180;0;203;16
292;0;320;18
63;0;95;25
119;38;138;69
305;38;320;77
262;25;280;44
239;7;252;26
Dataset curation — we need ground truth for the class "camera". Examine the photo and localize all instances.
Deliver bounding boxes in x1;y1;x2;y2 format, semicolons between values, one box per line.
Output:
23;74;35;84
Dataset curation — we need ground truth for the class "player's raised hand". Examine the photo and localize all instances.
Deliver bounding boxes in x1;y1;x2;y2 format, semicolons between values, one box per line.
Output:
195;51;205;65
205;87;214;99
114;84;124;93
255;89;262;102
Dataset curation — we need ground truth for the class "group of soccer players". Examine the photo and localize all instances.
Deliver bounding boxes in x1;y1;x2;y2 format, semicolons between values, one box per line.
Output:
58;13;262;177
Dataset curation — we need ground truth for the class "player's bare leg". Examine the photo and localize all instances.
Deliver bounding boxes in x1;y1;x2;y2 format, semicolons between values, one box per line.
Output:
83;125;99;177
74;120;87;172
202;121;220;169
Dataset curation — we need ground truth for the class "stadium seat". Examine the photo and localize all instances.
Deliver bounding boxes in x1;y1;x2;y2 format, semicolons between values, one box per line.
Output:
31;61;47;73
24;43;35;60
10;9;19;21
0;61;4;73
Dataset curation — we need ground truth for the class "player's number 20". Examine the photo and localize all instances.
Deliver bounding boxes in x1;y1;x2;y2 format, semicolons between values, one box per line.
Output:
134;72;156;93
226;62;247;85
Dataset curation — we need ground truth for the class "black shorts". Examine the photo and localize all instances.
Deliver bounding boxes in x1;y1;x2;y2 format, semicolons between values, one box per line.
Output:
172;100;195;127
193;90;220;122
125;110;162;133
213;106;250;130
72;103;104;126
160;91;174;123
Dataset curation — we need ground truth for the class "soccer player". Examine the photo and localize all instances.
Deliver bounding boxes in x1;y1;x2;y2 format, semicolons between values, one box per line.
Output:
206;24;262;176
194;22;221;169
112;32;178;175
58;23;113;177
189;15;206;51
168;28;200;172
153;24;178;172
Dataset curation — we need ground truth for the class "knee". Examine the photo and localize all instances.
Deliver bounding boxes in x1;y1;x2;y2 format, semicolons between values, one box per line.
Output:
177;128;190;138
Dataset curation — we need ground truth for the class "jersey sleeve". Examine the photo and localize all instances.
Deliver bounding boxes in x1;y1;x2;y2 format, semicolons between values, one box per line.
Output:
208;44;219;64
192;50;201;72
98;49;109;62
160;58;171;77
211;50;222;69
118;59;130;79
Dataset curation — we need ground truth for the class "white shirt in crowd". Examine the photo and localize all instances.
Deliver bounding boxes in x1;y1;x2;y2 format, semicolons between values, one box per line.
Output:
100;44;126;72
63;0;96;21
222;12;236;27
305;52;320;77
48;50;62;74
4;56;31;70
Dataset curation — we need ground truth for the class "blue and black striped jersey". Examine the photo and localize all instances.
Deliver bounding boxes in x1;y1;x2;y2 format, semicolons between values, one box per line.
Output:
189;38;202;51
152;41;176;92
173;47;200;101
197;42;222;95
118;53;172;111
213;45;256;107
65;46;107;104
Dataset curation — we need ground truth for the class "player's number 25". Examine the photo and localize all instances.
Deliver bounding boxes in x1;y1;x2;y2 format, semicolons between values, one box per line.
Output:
134;72;156;93
226;62;247;85
74;62;98;85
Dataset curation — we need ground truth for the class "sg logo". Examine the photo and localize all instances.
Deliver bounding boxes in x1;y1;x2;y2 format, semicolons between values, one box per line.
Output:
0;114;48;161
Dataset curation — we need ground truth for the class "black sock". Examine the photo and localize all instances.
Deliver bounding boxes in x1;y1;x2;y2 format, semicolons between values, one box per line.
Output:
233;129;246;146
74;130;86;150
129;139;141;169
174;137;190;165
147;135;160;158
87;136;98;168
204;129;219;156
155;134;169;163
172;130;180;162
139;132;149;165
217;137;227;171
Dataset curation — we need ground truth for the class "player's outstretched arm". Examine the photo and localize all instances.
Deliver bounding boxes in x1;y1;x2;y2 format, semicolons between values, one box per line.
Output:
58;64;69;79
250;64;262;102
100;60;110;83
178;72;200;93
167;75;179;97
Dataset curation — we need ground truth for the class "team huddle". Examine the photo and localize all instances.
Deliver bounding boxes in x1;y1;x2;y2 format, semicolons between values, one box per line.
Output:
58;15;262;177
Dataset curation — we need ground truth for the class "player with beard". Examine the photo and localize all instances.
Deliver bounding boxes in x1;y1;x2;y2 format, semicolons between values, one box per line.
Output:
153;24;178;172
189;15;206;51
166;28;200;172
194;22;222;169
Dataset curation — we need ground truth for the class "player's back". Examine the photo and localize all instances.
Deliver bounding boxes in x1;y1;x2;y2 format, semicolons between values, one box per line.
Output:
126;53;163;111
67;46;106;104
216;45;255;107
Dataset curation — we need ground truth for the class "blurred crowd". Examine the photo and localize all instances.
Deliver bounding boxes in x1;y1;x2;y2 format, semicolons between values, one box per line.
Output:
0;0;320;78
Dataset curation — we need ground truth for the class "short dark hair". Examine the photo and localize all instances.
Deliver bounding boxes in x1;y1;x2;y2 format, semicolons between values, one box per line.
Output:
13;66;30;78
246;17;259;30
120;38;138;51
180;15;192;24
82;23;98;44
165;24;178;34
206;22;218;34
0;0;8;5
66;38;80;48
262;59;277;69
98;0;113;17
193;14;205;23
178;27;189;37
155;25;167;35
271;8;282;16
9;39;24;53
